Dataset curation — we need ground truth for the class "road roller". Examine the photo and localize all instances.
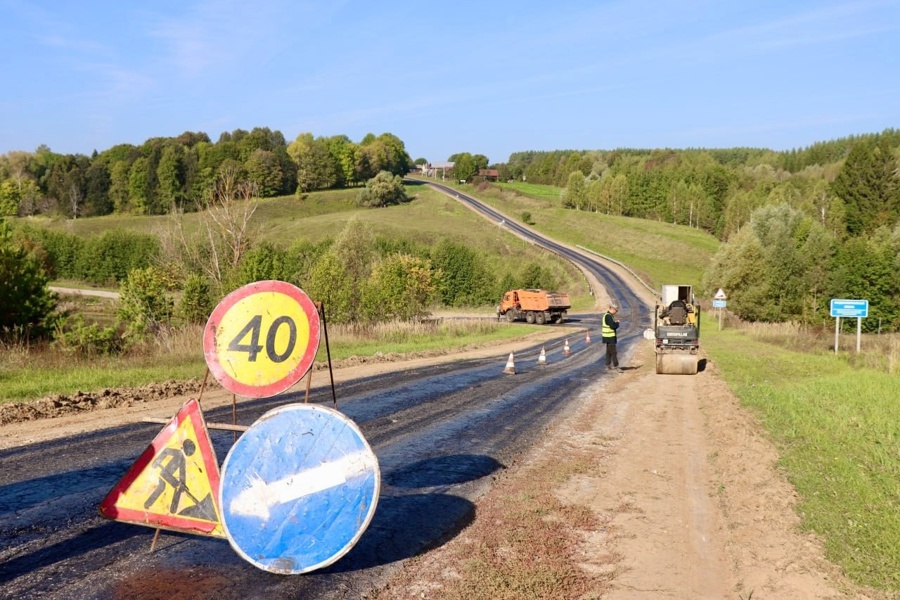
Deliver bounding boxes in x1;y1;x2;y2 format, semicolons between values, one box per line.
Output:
654;284;700;375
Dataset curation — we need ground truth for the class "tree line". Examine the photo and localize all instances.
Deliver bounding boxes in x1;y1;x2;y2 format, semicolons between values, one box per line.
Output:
4;123;899;337
530;130;900;331
0;129;413;219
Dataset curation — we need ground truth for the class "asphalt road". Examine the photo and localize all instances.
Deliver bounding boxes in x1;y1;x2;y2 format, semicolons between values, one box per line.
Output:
0;187;652;599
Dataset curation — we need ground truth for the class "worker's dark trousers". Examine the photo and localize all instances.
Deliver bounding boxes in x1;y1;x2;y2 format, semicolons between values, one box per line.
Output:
604;342;618;368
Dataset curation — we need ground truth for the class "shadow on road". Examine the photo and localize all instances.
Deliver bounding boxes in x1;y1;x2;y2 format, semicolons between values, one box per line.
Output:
326;492;475;572
385;453;504;488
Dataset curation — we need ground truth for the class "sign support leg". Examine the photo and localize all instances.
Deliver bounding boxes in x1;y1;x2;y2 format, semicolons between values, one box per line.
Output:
834;317;840;354
304;363;313;403
196;368;210;408
857;317;862;353
232;394;238;443
149;527;161;553
316;301;338;409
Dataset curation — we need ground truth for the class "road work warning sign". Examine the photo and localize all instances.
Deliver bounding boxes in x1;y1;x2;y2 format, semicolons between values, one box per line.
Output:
99;398;225;538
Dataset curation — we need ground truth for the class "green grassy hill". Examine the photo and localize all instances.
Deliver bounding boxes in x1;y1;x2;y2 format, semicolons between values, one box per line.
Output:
432;179;720;291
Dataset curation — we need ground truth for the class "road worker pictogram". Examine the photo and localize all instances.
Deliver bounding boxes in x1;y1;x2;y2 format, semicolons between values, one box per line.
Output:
99;398;225;537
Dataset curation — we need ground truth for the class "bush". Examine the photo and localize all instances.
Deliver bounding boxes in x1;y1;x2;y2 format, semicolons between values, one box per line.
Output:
118;266;174;339
362;254;438;322
357;171;408;207
0;218;58;340
12;223;83;279
178;273;213;325
76;229;160;285
519;262;559;291
232;242;293;288
53;314;122;355
430;240;496;307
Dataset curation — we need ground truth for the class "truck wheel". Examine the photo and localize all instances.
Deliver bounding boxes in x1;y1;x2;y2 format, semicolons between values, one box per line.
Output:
525;311;535;324
535;312;546;325
506;311;516;323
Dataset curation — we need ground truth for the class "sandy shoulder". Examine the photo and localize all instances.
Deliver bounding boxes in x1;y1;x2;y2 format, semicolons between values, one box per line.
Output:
377;342;879;599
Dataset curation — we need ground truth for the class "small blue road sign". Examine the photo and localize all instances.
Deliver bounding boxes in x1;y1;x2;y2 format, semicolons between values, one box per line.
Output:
712;299;727;309
830;299;868;318
219;404;380;574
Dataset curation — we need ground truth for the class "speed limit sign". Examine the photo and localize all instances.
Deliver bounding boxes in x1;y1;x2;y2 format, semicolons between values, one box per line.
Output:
203;281;320;398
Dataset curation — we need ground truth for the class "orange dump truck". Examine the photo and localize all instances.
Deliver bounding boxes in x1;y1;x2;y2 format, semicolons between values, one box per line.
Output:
498;289;571;324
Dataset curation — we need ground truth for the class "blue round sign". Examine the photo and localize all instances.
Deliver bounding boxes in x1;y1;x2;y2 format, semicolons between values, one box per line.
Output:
219;404;380;574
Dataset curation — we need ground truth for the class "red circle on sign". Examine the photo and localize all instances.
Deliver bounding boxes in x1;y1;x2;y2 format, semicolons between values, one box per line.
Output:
203;281;320;398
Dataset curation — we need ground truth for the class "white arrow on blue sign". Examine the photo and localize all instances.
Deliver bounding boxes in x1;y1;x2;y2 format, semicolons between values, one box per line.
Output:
830;299;868;318
219;403;380;574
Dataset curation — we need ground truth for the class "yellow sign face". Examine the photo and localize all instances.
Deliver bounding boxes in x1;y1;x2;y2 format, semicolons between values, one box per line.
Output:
215;292;311;387
204;281;321;398
99;399;225;538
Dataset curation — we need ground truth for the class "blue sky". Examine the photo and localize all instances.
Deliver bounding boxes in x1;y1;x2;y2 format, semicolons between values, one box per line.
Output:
2;0;898;165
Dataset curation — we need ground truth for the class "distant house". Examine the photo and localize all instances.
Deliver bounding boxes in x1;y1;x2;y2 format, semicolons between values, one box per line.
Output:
425;162;455;179
478;169;500;181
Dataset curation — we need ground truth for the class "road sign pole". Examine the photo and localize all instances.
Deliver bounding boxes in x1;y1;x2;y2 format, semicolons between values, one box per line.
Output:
857;317;862;353
834;317;840;354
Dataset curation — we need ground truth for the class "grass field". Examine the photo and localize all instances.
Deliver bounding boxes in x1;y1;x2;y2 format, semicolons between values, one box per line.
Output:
468;182;720;289
704;324;900;591
496;181;564;202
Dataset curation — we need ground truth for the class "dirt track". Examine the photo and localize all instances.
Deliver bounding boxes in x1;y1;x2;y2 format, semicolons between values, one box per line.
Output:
373;342;876;599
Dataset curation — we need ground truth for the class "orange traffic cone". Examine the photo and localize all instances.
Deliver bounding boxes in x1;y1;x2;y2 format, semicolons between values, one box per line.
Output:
585;330;591;344
503;352;516;375
538;346;547;366
563;339;571;355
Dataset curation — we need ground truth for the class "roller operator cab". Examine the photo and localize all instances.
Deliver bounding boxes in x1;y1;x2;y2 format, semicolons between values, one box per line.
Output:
654;285;700;375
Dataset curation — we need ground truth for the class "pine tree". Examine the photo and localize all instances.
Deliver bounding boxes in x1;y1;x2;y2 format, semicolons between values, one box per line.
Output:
831;138;900;235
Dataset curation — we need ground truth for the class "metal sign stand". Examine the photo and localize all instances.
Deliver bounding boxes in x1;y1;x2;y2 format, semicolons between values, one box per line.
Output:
712;293;727;331
315;301;337;409
834;316;840;355
830;299;868;354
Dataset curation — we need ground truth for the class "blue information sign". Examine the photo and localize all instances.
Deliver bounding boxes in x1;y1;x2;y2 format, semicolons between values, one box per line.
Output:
830;299;868;318
712;299;727;309
219;404;380;574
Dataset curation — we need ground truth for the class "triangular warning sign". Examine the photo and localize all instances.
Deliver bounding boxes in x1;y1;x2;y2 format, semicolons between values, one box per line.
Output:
714;288;727;300
99;398;225;538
